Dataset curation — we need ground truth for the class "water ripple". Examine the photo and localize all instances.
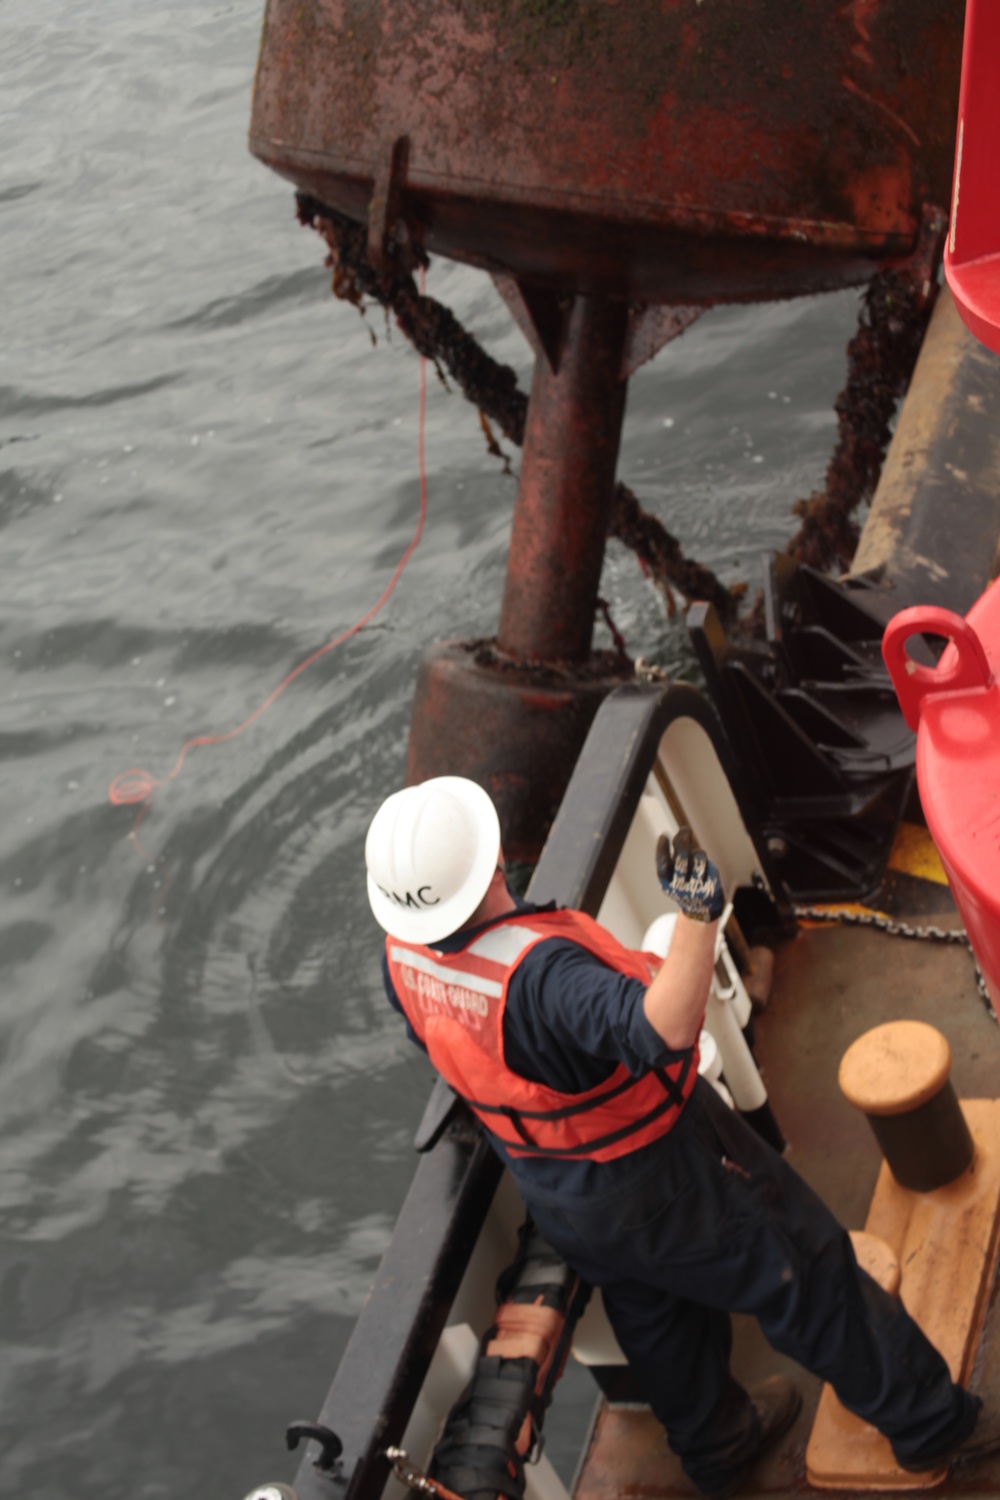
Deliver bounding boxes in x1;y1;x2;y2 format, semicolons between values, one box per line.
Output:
162;267;329;332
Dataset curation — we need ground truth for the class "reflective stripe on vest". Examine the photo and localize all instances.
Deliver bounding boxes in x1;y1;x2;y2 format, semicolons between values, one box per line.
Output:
387;908;698;1162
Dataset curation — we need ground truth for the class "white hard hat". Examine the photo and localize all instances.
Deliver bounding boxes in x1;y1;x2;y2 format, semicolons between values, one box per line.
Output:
365;776;501;944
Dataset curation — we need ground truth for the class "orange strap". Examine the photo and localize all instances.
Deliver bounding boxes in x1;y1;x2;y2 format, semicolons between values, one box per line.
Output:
483;1297;572;1459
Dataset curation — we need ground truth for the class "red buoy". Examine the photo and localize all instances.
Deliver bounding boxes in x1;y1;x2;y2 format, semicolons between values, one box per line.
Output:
883;583;1000;1014
945;0;1000;355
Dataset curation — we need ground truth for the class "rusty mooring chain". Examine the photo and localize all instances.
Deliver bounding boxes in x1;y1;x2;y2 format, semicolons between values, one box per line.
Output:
296;195;944;631
296;194;736;621
785;206;946;574
794;903;995;1021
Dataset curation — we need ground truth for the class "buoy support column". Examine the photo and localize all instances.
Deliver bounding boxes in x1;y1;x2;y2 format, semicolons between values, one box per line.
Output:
498;295;629;664
406;293;634;859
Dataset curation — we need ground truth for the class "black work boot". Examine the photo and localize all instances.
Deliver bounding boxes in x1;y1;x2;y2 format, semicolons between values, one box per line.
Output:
705;1377;803;1499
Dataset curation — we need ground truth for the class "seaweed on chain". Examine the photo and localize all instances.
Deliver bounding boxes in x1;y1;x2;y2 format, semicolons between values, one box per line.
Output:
786;262;939;573
297;194;941;629
296;194;737;622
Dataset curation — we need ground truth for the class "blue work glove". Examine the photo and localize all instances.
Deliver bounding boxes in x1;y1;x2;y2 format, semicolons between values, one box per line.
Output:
656;827;725;923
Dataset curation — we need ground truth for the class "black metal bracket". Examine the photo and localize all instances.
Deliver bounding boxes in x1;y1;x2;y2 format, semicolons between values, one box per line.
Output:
688;555;916;903
286;1422;344;1472
367;135;413;272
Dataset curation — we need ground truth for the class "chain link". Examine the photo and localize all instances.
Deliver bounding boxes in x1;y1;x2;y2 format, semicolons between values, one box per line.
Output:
793;905;995;1020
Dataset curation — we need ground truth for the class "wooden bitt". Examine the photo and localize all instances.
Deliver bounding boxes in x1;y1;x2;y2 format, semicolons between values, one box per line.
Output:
806;1100;1000;1490
838;1021;975;1191
807;1024;1000;1490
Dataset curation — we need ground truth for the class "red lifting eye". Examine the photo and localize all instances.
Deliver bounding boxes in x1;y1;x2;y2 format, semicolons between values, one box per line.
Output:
883;580;1000;1017
882;604;992;732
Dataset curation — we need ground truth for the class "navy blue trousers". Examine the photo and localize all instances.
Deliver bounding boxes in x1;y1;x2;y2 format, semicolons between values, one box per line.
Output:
520;1080;977;1494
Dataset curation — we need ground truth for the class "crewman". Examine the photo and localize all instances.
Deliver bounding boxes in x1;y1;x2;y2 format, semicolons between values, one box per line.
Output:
366;775;996;1496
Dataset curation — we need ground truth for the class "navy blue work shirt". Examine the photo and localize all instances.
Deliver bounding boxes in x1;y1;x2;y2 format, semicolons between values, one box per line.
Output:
380;893;695;1191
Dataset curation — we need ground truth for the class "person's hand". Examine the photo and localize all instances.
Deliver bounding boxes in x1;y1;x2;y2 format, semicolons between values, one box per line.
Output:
656;827;725;923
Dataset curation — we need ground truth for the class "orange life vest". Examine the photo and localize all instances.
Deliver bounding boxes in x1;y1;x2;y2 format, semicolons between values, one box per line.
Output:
386;908;698;1162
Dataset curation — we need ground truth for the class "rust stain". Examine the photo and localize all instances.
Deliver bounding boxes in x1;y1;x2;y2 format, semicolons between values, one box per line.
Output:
250;0;963;303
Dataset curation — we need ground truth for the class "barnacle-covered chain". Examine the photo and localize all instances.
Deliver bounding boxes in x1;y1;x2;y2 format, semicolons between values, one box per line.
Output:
784;206;947;574
294;195;949;626
295;194;737;621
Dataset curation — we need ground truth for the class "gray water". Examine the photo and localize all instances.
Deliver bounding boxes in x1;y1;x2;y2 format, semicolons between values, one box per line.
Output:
1;4;864;1496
